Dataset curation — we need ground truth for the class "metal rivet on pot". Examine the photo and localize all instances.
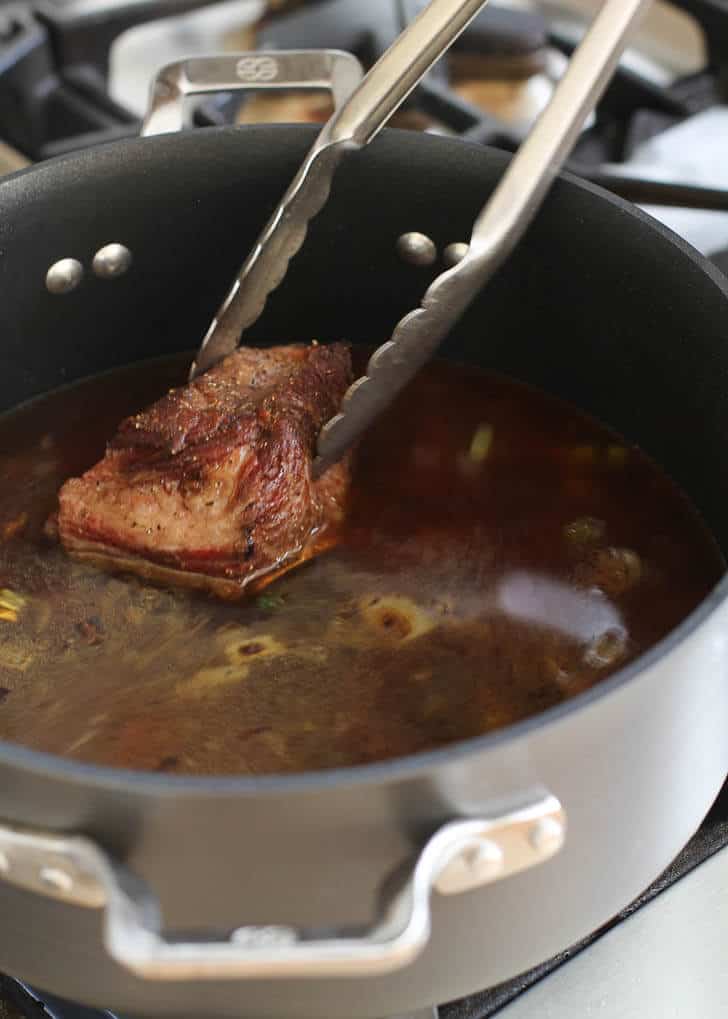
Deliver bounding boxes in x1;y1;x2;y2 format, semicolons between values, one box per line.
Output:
397;232;437;267
464;839;503;874
92;243;132;280
443;242;469;267
528;816;565;856
0;850;8;874
46;258;83;295
39;865;74;895
435;838;503;894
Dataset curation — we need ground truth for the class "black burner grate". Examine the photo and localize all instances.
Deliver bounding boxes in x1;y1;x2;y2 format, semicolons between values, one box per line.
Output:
1;0;726;211
258;0;728;162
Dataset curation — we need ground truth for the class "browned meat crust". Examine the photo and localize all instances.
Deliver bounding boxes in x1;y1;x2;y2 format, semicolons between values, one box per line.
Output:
55;343;352;597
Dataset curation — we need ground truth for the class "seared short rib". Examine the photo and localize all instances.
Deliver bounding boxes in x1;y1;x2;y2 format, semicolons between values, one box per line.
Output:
56;343;352;597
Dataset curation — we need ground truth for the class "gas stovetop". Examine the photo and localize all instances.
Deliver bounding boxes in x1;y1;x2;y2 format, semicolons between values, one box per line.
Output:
0;0;726;253
0;2;727;1017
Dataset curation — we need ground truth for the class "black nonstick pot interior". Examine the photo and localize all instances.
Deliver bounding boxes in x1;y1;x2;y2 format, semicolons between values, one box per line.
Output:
2;123;728;555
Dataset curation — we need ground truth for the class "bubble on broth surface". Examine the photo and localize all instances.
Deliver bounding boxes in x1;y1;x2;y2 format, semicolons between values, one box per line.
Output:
563;517;606;545
575;547;643;597
584;628;628;668
224;632;286;664
358;595;435;642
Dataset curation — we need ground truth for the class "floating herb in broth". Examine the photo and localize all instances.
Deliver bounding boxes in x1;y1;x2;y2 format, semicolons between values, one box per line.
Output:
0;354;722;775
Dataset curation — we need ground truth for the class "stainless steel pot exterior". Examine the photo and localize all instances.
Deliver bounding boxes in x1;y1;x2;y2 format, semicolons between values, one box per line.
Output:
0;126;726;1017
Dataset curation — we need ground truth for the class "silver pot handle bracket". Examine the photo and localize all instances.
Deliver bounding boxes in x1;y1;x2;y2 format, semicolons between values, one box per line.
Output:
0;794;564;981
140;50;365;137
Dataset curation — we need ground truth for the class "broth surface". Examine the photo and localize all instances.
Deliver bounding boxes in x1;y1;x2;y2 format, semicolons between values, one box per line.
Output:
0;354;722;774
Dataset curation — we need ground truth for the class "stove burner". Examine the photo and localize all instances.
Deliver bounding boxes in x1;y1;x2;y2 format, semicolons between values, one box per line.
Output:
252;0;728;229
259;0;728;161
257;0;552;147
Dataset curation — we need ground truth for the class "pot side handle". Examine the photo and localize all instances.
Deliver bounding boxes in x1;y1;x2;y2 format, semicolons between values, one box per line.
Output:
140;50;364;138
0;795;564;982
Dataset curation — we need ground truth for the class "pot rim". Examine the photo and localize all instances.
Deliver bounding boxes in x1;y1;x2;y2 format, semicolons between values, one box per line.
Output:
1;124;727;796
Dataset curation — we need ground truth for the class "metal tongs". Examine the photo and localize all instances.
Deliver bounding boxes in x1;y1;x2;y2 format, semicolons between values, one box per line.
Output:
190;0;651;476
189;0;493;380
